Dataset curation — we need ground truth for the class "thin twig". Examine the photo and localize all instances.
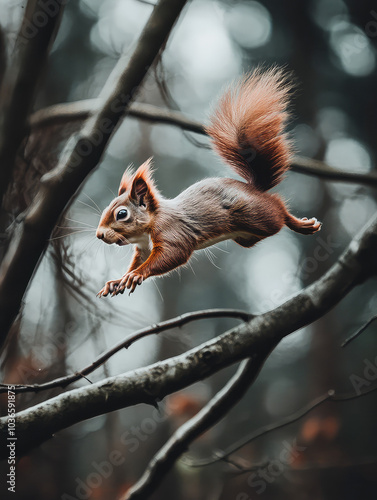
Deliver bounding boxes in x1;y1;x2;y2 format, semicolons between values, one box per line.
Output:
341;315;377;347
0;308;252;394
184;384;377;467
228;456;377;475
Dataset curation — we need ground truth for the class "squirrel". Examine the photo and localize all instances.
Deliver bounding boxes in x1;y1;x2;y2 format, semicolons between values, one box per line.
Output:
96;67;321;297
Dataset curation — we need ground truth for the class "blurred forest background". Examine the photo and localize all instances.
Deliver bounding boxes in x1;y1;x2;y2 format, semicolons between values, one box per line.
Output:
0;0;377;499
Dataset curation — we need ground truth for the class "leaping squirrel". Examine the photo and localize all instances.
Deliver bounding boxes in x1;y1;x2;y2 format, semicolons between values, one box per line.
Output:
96;67;321;297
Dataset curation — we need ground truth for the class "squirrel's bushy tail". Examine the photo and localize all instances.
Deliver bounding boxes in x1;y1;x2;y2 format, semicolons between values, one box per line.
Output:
206;67;293;192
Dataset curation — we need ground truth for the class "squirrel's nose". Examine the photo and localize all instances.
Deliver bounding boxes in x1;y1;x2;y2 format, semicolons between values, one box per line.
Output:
96;229;105;240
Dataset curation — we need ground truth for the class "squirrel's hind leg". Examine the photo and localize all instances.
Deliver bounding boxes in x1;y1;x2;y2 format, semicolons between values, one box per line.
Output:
286;213;322;235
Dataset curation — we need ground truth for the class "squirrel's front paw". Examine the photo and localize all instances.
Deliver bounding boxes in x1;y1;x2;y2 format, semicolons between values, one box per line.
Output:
114;272;144;296
97;278;122;298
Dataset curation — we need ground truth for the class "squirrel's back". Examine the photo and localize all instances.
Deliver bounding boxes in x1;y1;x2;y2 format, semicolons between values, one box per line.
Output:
206;67;293;192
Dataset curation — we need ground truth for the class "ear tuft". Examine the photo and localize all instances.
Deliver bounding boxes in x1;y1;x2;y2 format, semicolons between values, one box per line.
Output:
118;164;134;196
130;158;159;210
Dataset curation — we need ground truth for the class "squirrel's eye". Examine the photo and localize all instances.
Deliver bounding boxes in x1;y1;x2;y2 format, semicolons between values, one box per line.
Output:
116;209;128;221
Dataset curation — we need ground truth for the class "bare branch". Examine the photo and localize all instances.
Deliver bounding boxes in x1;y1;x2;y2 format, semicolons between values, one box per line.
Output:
29;99;377;188
124;357;270;500
0;24;6;90
341;314;377;347
237;456;377;474
0;0;188;349
0;213;376;459
0;308;252;394
185;384;377;468
29;99;205;135
127;379;377;499
290;155;377;189
0;0;65;207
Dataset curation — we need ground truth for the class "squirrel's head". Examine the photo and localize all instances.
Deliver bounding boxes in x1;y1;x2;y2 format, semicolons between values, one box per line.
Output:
96;158;159;246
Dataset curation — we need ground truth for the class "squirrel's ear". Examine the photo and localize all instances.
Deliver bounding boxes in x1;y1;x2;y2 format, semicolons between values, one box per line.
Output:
130;157;158;209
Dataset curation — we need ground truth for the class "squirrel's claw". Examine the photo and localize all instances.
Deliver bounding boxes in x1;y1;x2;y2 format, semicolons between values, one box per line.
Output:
97;278;123;298
117;272;144;295
125;272;143;294
99;272;144;297
128;275;143;294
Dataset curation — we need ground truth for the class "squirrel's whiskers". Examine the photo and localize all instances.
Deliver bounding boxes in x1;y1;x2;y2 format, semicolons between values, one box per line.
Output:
95;67;321;298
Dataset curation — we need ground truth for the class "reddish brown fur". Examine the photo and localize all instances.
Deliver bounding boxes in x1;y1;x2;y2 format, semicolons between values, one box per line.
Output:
96;68;321;297
206;67;293;191
118;157;159;211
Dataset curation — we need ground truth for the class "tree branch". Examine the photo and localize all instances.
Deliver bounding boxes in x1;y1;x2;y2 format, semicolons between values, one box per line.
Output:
124;357;271;500
185;384;377;468
29;99;205;135
0;0;65;208
290;155;377;188
233;456;377;475
0;0;188;349
0;24;6;90
1;213;376;459
29;98;377;187
0;308;252;394
341;314;377;347
128;385;377;499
